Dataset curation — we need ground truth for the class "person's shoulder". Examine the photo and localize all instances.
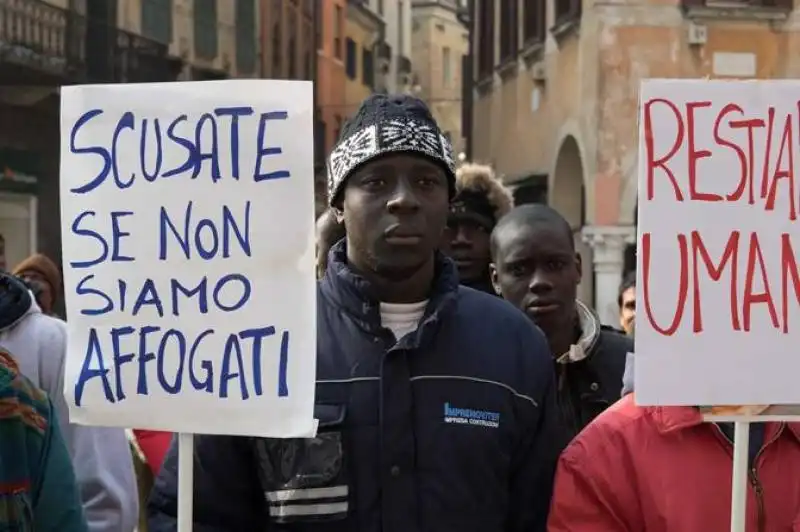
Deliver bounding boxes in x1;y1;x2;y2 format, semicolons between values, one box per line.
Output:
597;325;634;359
0;349;50;435
561;394;649;464
456;286;530;323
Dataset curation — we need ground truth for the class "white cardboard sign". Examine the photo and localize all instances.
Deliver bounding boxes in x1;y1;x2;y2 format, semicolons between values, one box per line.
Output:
635;79;800;410
59;80;317;437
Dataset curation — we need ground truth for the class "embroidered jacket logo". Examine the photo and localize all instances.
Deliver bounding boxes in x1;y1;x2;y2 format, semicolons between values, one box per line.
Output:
443;402;500;428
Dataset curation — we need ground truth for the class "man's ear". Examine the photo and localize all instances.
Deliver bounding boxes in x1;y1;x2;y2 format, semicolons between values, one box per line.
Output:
574;252;583;280
489;263;502;296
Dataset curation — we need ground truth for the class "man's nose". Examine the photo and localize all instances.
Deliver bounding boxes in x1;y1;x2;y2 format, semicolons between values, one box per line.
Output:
387;178;420;212
452;226;471;244
528;269;554;293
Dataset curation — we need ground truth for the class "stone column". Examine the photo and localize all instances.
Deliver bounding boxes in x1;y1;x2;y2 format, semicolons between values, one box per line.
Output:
581;225;636;327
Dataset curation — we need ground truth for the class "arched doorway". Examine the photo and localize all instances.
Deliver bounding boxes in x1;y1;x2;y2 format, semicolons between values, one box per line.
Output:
549;136;594;305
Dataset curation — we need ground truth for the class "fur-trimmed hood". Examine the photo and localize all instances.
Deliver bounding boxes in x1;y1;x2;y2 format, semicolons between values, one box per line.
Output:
454;163;514;222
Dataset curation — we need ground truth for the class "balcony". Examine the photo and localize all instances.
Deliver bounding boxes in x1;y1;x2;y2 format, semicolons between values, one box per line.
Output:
0;0;182;85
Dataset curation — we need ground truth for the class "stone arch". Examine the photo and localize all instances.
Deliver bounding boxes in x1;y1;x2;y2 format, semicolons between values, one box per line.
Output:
549;134;594;305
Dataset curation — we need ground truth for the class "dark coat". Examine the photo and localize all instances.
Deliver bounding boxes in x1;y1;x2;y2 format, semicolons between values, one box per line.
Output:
148;242;564;532
556;325;632;439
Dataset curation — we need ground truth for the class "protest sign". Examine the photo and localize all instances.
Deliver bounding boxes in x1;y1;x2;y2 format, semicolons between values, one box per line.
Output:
59;80;318;438
635;79;800;416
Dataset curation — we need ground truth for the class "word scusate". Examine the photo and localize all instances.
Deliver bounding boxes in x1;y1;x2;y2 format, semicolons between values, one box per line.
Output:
68;106;291;194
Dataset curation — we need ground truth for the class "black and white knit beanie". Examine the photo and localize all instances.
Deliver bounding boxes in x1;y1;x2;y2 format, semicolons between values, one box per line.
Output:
326;93;457;207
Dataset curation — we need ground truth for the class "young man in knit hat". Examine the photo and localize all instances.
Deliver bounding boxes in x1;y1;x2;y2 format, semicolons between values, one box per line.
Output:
441;162;512;293
149;94;564;532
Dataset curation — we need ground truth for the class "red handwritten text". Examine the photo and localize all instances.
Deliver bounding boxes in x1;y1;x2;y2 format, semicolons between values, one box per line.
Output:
641;98;800;335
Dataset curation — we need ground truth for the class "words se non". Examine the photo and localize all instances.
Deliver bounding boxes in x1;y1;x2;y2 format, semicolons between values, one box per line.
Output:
69;106;291;193
643;98;800;222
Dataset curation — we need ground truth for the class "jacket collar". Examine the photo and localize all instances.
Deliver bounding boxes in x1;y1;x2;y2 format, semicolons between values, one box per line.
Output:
320;240;460;333
556;300;601;364
651;403;800;444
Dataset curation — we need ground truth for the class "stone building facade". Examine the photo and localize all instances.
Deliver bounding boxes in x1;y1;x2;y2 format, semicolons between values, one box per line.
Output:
411;0;469;156
0;0;259;313
469;0;798;325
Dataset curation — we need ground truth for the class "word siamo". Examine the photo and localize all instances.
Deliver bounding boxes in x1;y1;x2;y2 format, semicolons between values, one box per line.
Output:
74;324;290;405
68;107;290;194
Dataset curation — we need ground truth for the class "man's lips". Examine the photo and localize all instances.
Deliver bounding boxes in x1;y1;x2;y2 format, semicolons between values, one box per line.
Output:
525;302;560;316
384;226;423;245
452;257;475;267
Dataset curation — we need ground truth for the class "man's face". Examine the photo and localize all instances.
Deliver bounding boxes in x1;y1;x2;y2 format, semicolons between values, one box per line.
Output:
619;286;636;334
441;218;491;282
340;153;449;278
491;223;581;340
20;270;53;314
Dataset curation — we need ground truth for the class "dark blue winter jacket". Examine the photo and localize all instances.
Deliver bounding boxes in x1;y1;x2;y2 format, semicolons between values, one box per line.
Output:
147;242;564;532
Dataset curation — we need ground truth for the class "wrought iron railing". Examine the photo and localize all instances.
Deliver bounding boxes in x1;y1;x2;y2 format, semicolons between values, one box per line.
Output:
0;0;179;83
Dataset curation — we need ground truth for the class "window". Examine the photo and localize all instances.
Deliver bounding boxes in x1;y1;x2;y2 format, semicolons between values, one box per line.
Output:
554;0;582;26
522;0;545;44
334;115;343;144
316;6;322;50
304;21;313;79
288;8;297;78
682;0;792;6
362;46;374;87
476;2;495;78
235;0;256;74
398;0;405;54
345;38;357;79
377;0;384;16
442;46;451;87
193;0;218;59
499;0;518;62
315;113;326;164
334;5;343;59
271;2;282;76
141;0;172;44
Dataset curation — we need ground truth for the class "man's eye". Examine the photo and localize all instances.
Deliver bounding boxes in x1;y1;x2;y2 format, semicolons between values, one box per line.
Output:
509;265;527;276
362;178;386;188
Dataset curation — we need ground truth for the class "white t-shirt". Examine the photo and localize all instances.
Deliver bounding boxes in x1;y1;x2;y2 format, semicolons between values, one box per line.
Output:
379;300;428;340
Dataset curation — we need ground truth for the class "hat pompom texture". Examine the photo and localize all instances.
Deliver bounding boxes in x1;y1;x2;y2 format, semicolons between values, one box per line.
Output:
326;93;457;206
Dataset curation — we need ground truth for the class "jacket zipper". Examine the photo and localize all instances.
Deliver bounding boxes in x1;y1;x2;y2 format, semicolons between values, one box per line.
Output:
748;424;783;532
714;423;784;532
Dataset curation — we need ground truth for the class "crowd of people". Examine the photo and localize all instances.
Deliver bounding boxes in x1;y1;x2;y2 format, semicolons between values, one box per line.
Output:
0;93;798;531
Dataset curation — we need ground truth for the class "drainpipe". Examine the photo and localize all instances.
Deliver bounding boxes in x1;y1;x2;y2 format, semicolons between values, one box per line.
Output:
312;1;320;172
462;0;474;160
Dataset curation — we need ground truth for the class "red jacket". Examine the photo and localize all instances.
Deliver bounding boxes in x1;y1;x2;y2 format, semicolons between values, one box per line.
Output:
132;429;173;476
548;394;800;532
